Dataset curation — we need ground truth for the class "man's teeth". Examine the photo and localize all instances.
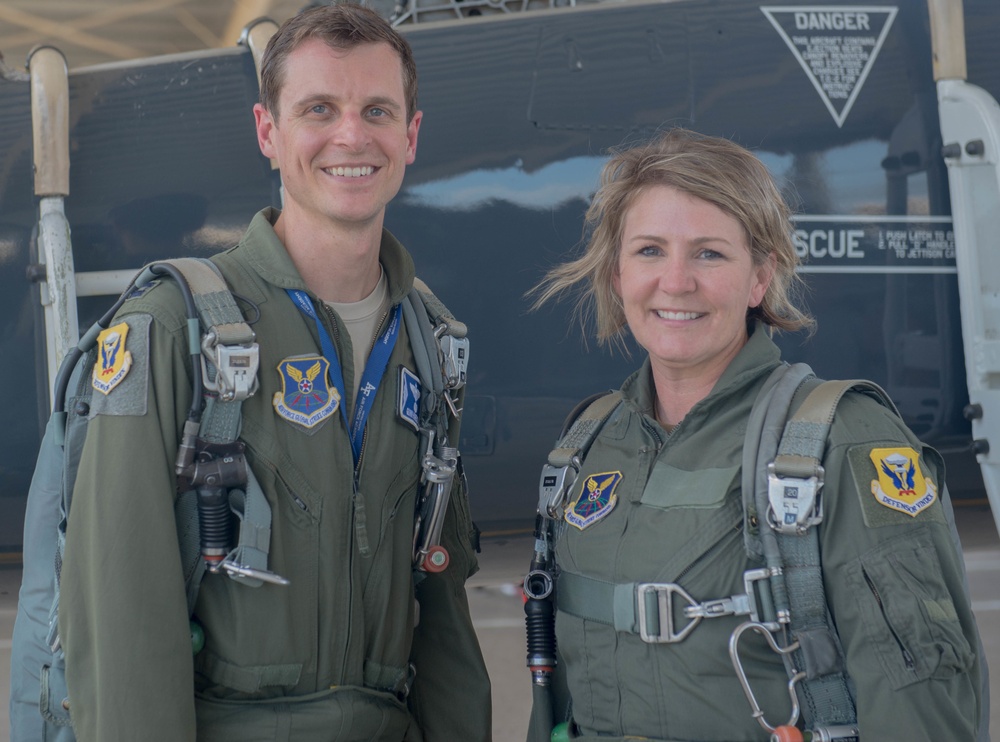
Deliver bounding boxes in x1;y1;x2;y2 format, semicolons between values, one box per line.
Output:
326;166;374;177
656;310;700;320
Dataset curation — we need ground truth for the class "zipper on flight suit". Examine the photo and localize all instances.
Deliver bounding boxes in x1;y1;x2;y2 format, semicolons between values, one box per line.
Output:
861;566;916;671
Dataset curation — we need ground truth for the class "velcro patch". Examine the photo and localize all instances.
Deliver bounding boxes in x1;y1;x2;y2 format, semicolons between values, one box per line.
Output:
848;445;943;527
88;314;151;417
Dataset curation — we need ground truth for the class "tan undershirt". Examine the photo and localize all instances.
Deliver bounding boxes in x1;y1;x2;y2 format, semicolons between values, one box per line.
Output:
326;267;390;412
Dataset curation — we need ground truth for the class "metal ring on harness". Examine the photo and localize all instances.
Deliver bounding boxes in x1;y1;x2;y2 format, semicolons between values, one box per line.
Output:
728;621;805;733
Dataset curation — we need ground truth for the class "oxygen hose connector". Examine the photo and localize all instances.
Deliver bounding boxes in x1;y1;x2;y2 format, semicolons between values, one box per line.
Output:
524;568;556;686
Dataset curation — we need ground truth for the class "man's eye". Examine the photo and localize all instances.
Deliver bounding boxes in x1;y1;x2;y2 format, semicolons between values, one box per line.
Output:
368;107;387;118
310;105;328;115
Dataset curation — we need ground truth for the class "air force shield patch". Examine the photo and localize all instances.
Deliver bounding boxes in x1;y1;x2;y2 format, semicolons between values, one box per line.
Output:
398;366;421;431
92;322;133;395
869;447;937;517
565;471;623;530
273;356;340;429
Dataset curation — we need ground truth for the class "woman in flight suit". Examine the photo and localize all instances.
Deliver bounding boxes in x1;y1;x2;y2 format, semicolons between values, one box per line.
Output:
528;128;984;742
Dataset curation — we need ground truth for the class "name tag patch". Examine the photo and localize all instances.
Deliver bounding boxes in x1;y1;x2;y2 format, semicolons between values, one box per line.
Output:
869;447;937;517
565;471;623;530
273;355;340;429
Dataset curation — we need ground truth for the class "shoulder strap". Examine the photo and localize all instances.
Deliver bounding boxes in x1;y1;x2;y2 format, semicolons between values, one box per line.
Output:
401;279;471;574
539;391;622;518
401;278;468;444
745;366;896;731
138;259;281;610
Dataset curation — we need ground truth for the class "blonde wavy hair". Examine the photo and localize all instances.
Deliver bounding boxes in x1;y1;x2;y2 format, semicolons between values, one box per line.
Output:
531;128;813;347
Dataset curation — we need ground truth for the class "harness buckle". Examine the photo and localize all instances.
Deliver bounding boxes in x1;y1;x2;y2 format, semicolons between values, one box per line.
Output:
636;582;701;643
436;327;468;391
539;461;578;519
201;331;260;402
766;462;824;535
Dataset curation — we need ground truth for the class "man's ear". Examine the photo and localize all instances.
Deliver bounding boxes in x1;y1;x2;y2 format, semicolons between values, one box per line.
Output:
254;103;278;160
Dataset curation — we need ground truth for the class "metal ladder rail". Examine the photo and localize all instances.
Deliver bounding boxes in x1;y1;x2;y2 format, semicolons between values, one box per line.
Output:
931;0;1000;538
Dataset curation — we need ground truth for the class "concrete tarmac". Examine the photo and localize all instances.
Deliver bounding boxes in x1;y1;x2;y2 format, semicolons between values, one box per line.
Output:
0;502;997;741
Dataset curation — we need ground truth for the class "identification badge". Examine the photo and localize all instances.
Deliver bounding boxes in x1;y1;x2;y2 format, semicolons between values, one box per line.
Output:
869;447;937;517
273;356;340;429
565;471;623;530
398;366;421;431
92;322;133;395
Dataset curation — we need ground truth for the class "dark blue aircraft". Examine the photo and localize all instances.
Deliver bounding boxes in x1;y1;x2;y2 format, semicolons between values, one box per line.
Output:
0;0;998;550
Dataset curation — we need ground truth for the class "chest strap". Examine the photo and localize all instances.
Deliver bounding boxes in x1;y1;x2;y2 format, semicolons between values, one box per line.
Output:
557;567;775;644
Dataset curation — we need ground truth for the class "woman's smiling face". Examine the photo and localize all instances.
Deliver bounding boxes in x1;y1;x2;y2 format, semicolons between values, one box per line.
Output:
615;184;774;383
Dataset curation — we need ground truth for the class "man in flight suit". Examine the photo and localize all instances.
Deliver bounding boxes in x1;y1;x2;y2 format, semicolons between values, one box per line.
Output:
58;4;491;740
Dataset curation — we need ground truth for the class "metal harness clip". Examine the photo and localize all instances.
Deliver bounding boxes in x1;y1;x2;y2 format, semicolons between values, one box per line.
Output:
201;331;260;402
766;462;824;535
636;568;773;644
538;460;578;520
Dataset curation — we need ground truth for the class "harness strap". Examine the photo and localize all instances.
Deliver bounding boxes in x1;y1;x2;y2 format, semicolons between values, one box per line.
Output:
548;393;622;468
166;258;254;444
769;377;896;729
159;258;274;600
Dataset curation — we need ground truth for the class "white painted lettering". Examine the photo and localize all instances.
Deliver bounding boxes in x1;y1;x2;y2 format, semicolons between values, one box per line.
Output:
795;11;871;32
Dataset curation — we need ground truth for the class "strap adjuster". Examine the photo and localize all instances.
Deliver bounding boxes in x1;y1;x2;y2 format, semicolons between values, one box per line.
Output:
636;582;700;643
201;331;260;402
539;461;578;519
636;568;774;644
767;461;824;535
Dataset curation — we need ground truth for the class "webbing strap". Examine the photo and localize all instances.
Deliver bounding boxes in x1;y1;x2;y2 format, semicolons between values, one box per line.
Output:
766;377;895;728
165;258;250;444
548;392;623;468
413;277;467;338
159;258;274;595
556;571;639;632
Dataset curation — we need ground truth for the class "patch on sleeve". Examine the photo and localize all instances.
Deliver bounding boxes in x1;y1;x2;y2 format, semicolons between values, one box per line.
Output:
88;314;151;417
848;445;943;526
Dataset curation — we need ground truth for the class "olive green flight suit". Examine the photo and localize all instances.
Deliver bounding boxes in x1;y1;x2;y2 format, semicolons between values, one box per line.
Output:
60;209;491;741
548;326;982;741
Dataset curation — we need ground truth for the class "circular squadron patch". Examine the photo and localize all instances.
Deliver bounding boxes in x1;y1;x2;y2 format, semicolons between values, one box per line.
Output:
565;471;623;530
869;447;937;517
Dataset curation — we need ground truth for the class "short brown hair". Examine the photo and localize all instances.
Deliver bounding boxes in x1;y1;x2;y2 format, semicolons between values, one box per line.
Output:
259;3;418;122
532;128;813;346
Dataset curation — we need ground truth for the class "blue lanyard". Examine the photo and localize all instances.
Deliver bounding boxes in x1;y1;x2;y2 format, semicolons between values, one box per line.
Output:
286;289;401;464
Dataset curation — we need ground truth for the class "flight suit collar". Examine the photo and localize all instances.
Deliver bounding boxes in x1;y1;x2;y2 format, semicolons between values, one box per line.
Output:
239;207;416;305
621;320;784;422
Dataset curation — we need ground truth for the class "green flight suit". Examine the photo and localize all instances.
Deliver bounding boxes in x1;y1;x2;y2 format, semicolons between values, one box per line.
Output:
547;325;982;741
60;209;491;741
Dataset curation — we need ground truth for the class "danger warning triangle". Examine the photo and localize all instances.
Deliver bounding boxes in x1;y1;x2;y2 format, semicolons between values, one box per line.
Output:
761;6;897;128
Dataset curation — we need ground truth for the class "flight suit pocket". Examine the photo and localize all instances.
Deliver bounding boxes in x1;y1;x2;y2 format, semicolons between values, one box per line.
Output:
846;526;974;689
40;662;72;726
639;462;739;510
